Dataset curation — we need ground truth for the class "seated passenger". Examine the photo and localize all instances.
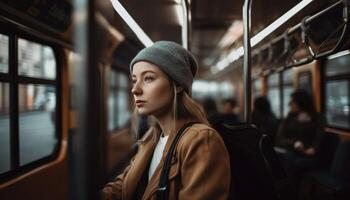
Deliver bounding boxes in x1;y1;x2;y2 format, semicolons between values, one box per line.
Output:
202;97;219;120
251;96;279;143
218;98;240;125
276;89;325;185
102;41;230;200
204;98;240;129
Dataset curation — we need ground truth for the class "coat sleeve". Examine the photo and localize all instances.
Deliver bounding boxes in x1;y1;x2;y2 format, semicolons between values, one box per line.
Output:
101;158;134;200
178;129;231;200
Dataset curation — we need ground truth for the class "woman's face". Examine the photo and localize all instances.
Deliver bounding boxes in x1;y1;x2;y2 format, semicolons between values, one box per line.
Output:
289;99;299;113
131;61;174;117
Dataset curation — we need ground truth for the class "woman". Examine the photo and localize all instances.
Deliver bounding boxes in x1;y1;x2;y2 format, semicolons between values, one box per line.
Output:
276;89;324;155
102;41;231;200
276;89;325;188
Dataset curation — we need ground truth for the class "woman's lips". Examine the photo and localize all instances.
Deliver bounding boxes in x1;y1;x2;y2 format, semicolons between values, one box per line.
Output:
135;100;146;107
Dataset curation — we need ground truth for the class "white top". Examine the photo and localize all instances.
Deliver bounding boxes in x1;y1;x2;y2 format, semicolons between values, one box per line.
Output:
148;134;169;181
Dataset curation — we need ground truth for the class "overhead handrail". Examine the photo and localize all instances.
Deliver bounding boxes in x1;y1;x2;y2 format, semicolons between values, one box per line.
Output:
250;0;349;79
273;31;291;69
314;0;349;58
285;17;315;67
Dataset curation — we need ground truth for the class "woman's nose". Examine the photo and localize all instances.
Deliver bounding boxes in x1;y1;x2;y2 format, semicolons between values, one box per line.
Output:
131;81;142;95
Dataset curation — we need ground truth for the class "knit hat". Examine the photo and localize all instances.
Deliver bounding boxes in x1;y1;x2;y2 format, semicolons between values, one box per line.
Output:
130;41;198;94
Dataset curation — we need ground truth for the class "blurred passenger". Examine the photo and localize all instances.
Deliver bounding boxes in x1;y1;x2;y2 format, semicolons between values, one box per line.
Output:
217;98;240;125
222;98;238;114
202;97;218;120
276;89;325;186
251;96;279;143
102;41;230;200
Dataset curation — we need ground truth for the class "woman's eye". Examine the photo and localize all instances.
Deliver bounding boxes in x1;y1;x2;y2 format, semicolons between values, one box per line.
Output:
131;79;137;85
144;76;154;83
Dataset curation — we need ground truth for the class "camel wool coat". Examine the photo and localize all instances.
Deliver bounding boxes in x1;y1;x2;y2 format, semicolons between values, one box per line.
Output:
102;123;231;200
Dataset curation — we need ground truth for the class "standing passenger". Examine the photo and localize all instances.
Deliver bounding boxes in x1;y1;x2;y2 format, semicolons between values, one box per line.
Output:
102;41;230;200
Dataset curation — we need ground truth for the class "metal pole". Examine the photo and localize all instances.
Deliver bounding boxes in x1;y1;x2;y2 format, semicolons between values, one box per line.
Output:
243;0;252;123
70;0;103;199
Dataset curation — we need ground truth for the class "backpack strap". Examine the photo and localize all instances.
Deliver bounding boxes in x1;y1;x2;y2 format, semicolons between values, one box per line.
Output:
156;122;198;200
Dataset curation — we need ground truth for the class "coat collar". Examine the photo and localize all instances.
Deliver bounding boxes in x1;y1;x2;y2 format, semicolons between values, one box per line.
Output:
123;123;196;200
142;123;194;199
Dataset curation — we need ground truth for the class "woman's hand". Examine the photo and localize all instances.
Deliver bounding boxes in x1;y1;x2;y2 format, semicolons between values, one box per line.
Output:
293;140;304;152
303;147;316;156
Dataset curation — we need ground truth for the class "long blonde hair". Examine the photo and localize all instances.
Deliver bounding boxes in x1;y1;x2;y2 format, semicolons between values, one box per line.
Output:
134;81;209;143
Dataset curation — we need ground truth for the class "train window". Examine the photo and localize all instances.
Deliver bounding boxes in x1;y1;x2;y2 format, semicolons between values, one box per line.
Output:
282;87;293;117
0;32;60;177
325;80;349;129
253;79;262;97
0;34;9;73
267;74;281;118
108;71;117;131
118;72;128;88
108;71;130;132
282;68;293;83
325;51;350;77
18;84;57;166
298;71;312;94
18;38;56;80
0;82;10;174
324;51;350;130
268;73;279;86
282;69;294;117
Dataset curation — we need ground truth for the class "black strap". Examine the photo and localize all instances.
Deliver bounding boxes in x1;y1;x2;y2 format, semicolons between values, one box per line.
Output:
156;122;198;200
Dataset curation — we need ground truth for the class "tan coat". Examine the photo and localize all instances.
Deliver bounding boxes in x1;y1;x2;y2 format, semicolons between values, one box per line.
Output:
102;123;231;200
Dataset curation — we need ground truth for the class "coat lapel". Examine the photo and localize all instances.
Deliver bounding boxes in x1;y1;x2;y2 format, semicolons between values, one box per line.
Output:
123;135;157;200
142;125;189;200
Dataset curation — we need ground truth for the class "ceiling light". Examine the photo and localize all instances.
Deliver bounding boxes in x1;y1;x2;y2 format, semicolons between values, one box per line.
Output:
251;0;313;46
110;0;153;47
218;21;243;48
213;0;313;72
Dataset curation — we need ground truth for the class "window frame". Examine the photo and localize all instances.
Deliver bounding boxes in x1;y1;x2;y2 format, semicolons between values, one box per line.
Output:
322;51;350;132
0;26;62;181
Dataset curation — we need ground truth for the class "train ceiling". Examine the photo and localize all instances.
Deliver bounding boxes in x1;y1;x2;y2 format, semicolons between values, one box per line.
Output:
102;0;342;77
191;0;339;78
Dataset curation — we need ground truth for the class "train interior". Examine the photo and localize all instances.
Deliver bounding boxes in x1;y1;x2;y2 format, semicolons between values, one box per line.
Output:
0;0;350;199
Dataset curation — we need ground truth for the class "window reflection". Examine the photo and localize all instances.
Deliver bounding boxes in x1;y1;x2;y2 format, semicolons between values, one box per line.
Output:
0;34;9;73
326;81;349;128
18;84;57;166
0;82;10;173
18;38;56;79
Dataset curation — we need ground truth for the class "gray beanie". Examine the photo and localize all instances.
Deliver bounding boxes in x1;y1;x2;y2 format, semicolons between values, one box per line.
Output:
130;41;198;94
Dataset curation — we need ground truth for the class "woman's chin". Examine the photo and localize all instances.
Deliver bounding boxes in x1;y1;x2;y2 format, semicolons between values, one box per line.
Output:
136;108;152;116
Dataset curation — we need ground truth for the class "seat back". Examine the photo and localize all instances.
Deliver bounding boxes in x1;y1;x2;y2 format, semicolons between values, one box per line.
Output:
213;122;295;200
330;141;350;181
